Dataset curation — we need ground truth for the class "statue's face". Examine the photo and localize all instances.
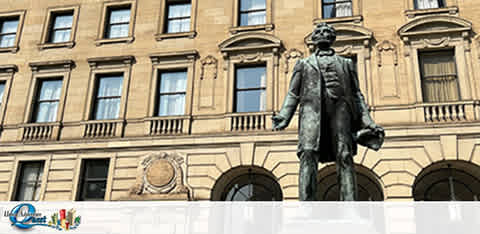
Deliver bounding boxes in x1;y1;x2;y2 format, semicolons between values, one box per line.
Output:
311;26;336;48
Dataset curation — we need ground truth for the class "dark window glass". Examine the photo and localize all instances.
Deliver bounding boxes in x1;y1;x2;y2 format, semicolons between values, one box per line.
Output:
0;82;5;107
32;79;62;123
78;159;110;201
93;75;123;120
49;12;73;43
415;0;445;10
239;0;266;26
105;7;130;38
322;0;352;19
222;173;282;201
15;161;44;201
157;70;187;116
234;66;266;112
418;50;459;103
166;1;191;33
0;17;19;47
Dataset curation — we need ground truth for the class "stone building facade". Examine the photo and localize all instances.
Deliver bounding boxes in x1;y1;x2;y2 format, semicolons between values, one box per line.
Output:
0;0;479;202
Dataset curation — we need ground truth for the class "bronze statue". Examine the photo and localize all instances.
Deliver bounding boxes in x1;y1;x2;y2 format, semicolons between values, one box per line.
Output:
272;23;384;201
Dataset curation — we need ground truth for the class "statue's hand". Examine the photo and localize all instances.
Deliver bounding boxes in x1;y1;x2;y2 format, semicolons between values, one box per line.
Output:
367;123;385;137
272;115;288;131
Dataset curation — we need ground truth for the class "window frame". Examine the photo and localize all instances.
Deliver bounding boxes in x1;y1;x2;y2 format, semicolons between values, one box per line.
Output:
91;73;124;120
414;0;445;10
95;1;136;46
76;158;111;201
321;0;353;19
156;0;198;40
0;65;16;128
13;161;45;201
0;10;25;53
238;0;267;27
417;49;460;103
31;78;64;123
156;69;188;116
38;5;80;50
233;64;267;113
314;0;362;24
230;0;273;34
8;157;50;202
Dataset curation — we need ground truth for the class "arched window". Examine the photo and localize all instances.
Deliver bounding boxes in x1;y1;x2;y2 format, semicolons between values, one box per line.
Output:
316;164;384;201
413;161;480;201
211;167;283;201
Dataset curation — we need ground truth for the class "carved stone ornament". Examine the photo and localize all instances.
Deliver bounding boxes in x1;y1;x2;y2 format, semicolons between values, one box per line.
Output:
130;152;189;196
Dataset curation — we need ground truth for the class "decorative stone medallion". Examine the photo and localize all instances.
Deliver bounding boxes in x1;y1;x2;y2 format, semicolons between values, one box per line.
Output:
131;152;188;196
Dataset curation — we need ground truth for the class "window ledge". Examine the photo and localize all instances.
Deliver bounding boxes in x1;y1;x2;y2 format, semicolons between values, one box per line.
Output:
37;41;75;50
229;24;274;34
313;15;363;25
405;6;458;19
95;36;134;46
155;31;196;41
0;46;19;53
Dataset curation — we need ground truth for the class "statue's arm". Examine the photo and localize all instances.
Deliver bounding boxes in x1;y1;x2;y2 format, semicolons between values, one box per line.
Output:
349;58;375;129
276;60;302;125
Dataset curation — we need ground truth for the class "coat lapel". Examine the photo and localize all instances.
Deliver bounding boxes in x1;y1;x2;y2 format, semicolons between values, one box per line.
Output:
306;54;320;73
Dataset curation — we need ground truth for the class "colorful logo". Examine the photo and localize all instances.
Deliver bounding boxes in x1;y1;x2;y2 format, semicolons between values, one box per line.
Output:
4;203;81;231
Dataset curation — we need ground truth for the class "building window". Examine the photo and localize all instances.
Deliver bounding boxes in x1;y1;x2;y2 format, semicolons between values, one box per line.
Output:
0;17;19;48
32;79;62;123
322;0;353;19
157;70;187;116
93;74;123;120
48;12;73;43
415;0;445;10
234;65;266;112
419;50;459;103
165;1;191;33
77;159;110;201
239;0;266;26
14;161;44;201
105;7;131;39
0;82;5;107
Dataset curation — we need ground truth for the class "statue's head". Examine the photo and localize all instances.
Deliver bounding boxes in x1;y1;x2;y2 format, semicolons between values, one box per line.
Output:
311;23;336;49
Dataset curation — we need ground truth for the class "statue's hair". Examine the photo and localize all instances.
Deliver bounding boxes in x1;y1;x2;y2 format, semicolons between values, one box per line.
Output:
314;23;336;36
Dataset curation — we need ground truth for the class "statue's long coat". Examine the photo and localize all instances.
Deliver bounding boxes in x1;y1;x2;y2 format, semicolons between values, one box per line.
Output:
277;53;377;163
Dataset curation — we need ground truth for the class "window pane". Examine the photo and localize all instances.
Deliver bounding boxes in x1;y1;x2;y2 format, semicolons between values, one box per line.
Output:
419;50;459;102
323;0;335;3
83;181;107;200
159;71;187;93
240;0;266;11
38;80;62;101
79;159;109;201
335;2;352;17
85;160;109;179
167;18;190;33
236;89;266;112
416;0;440;9
15;162;44;201
1;19;19;33
35;102;59;123
240;11;266;26
107;24;129;38
94;98;121;120
97;76;123;97
109;8;130;24
0;82;5;106
323;4;335;18
236;67;266;89
51;29;71;43
168;3;191;18
0;34;15;47
53;14;73;29
158;94;186;116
